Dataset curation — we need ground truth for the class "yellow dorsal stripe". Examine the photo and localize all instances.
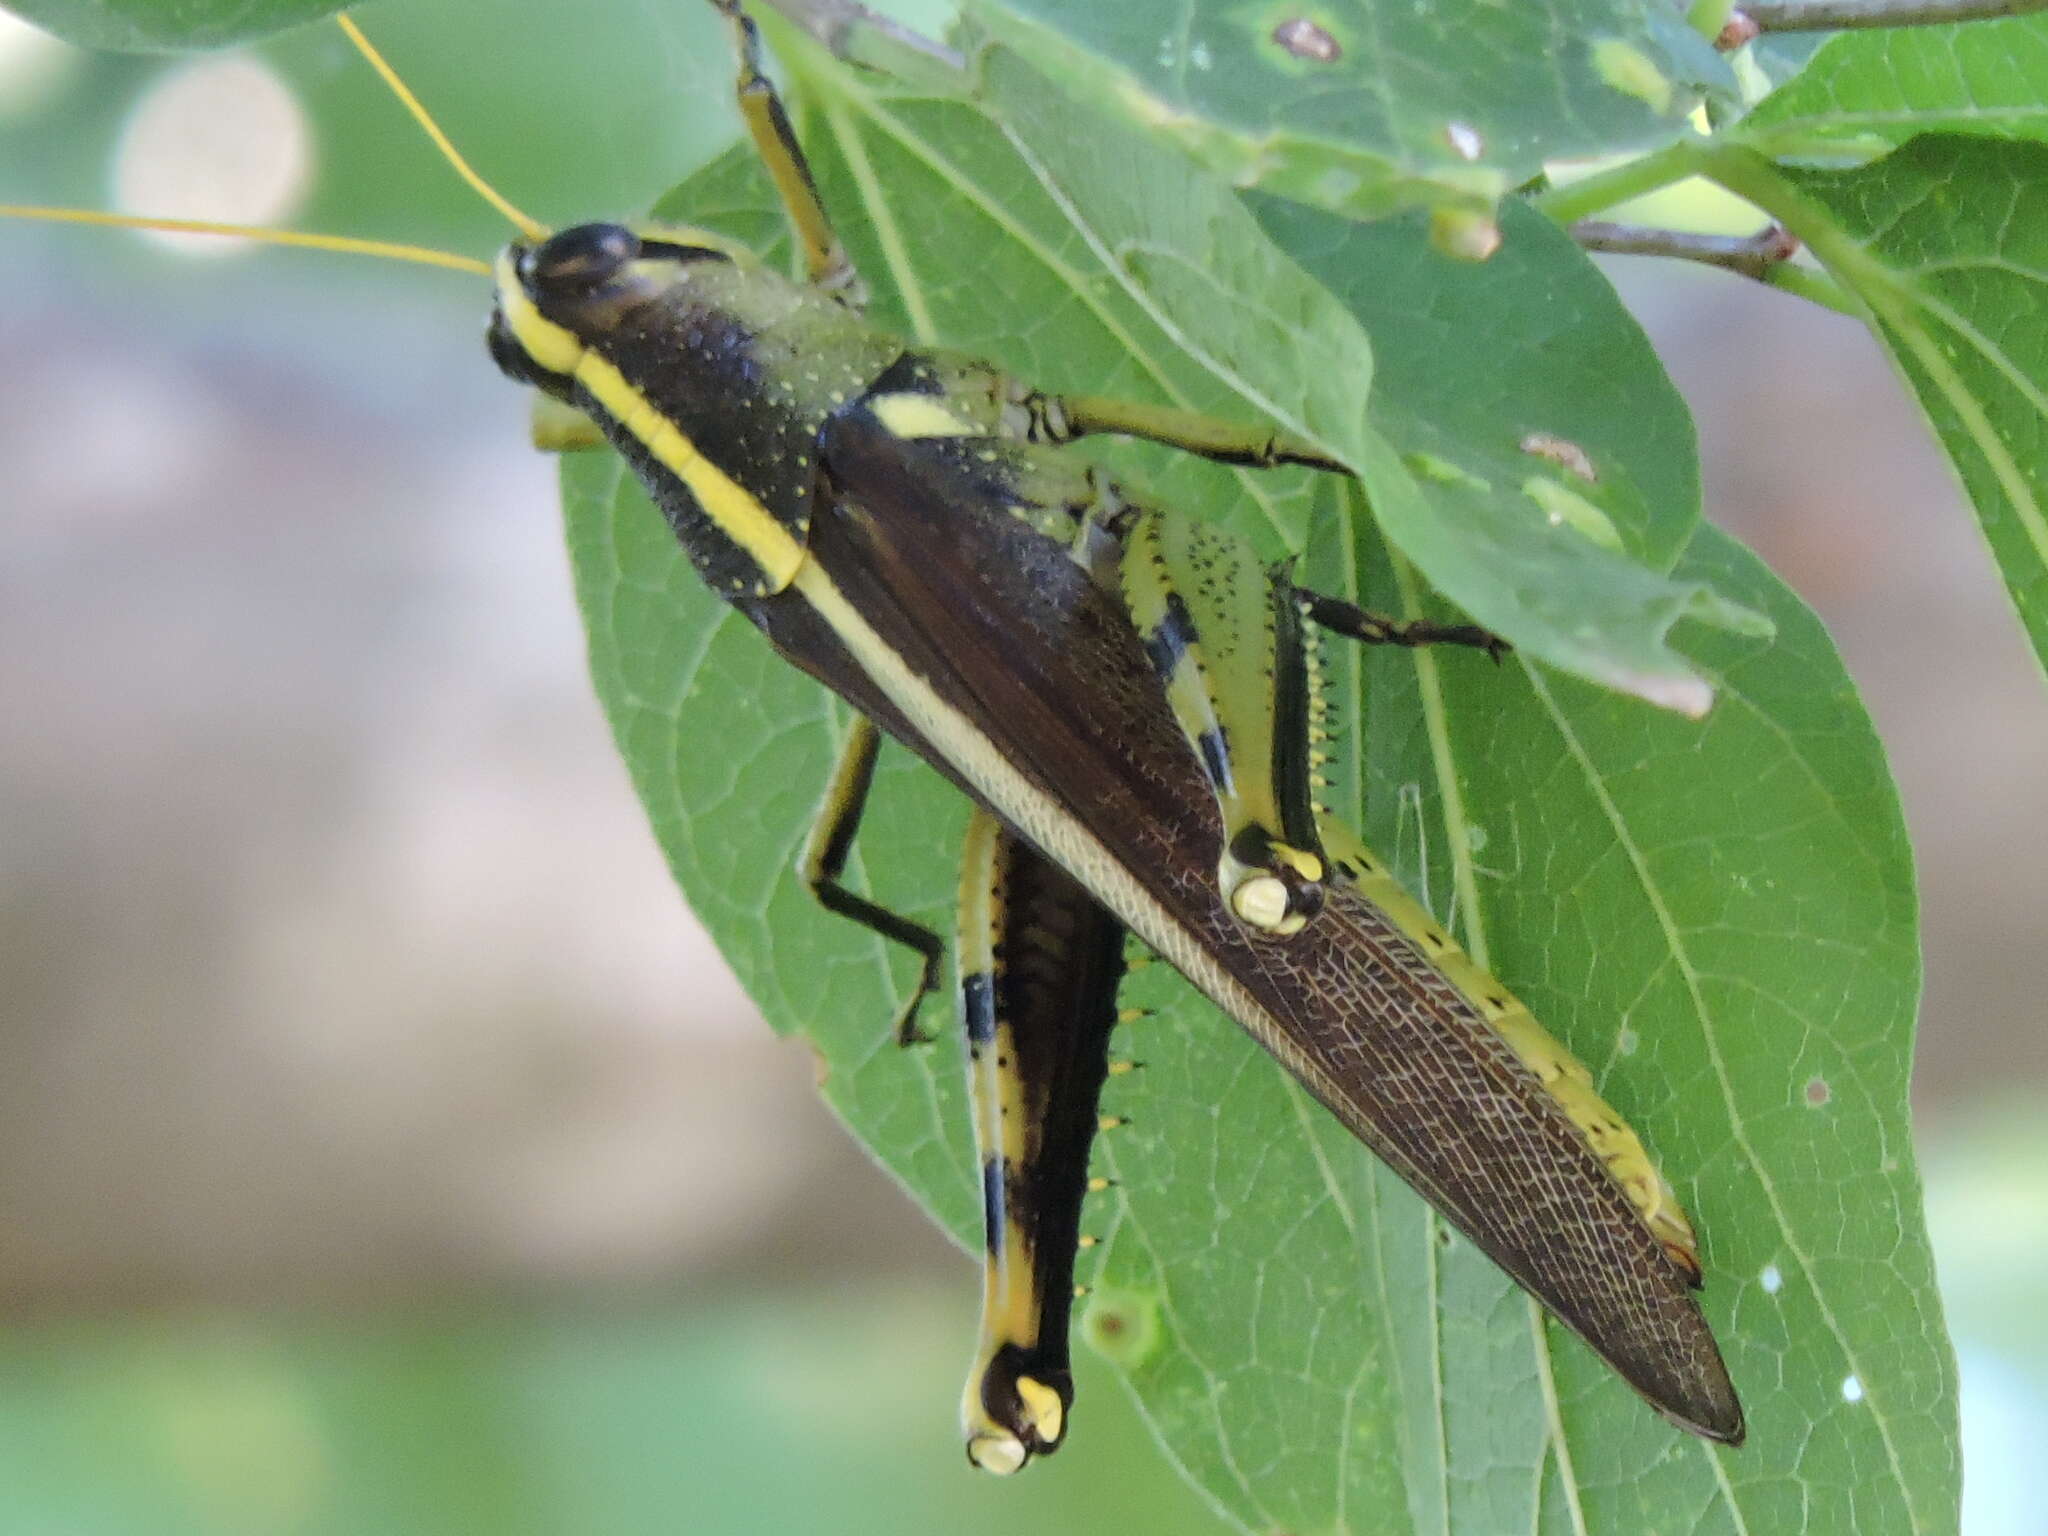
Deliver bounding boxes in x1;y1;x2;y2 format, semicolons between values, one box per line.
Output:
491;253;806;593
335;13;548;243
0;206;491;275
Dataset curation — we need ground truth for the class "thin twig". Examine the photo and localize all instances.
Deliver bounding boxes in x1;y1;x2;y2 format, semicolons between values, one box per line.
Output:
1573;220;1799;280
1736;0;2048;29
1574;219;1861;314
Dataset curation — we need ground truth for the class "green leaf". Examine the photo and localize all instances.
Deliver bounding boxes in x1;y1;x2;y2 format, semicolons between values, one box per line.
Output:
563;36;1955;1533
1742;16;2048;159
1255;193;1771;715
0;0;347;50
1711;135;2048;683
969;0;1731;223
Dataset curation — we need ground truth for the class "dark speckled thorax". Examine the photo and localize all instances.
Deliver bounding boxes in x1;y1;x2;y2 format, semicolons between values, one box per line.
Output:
489;222;902;597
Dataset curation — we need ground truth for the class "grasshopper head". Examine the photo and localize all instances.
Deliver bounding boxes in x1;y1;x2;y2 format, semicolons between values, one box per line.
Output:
483;215;895;579
485;219;758;397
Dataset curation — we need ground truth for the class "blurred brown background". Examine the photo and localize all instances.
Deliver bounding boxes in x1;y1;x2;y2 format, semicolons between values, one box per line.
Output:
1;4;2043;1532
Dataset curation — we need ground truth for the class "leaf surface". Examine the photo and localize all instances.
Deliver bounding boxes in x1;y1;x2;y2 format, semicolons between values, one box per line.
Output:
1254;193;1767;715
972;0;1731;221
1742;16;2048;158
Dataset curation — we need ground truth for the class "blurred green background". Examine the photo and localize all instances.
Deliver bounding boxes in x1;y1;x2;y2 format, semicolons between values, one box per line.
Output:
0;1;2043;1531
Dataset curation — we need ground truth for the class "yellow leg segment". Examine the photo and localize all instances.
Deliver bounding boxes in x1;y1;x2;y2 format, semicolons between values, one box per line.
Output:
528;395;608;452
1036;392;1350;474
711;0;861;295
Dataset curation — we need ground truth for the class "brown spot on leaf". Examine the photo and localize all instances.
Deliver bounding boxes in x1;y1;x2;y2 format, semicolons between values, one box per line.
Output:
1520;432;1598;483
1273;17;1340;62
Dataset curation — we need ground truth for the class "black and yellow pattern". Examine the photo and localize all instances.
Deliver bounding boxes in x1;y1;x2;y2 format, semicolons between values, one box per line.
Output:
488;222;898;599
955;812;1125;1474
1122;509;1329;934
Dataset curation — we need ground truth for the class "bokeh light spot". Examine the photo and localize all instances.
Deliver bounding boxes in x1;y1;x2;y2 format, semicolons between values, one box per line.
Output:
112;55;311;256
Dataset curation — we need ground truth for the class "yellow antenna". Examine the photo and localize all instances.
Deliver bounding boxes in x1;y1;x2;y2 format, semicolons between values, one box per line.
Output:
0;205;493;275
2;11;544;270
334;12;548;243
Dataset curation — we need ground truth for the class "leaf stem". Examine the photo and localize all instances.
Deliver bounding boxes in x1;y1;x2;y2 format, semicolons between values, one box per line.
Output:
1762;261;1864;315
1529;141;1709;225
1573;219;1796;279
1737;0;2048;28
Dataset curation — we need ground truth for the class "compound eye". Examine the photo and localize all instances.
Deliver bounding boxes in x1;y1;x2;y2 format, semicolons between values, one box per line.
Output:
523;223;640;295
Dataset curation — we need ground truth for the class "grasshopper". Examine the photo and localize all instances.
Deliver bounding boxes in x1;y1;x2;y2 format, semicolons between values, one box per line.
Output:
10;0;1743;1470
